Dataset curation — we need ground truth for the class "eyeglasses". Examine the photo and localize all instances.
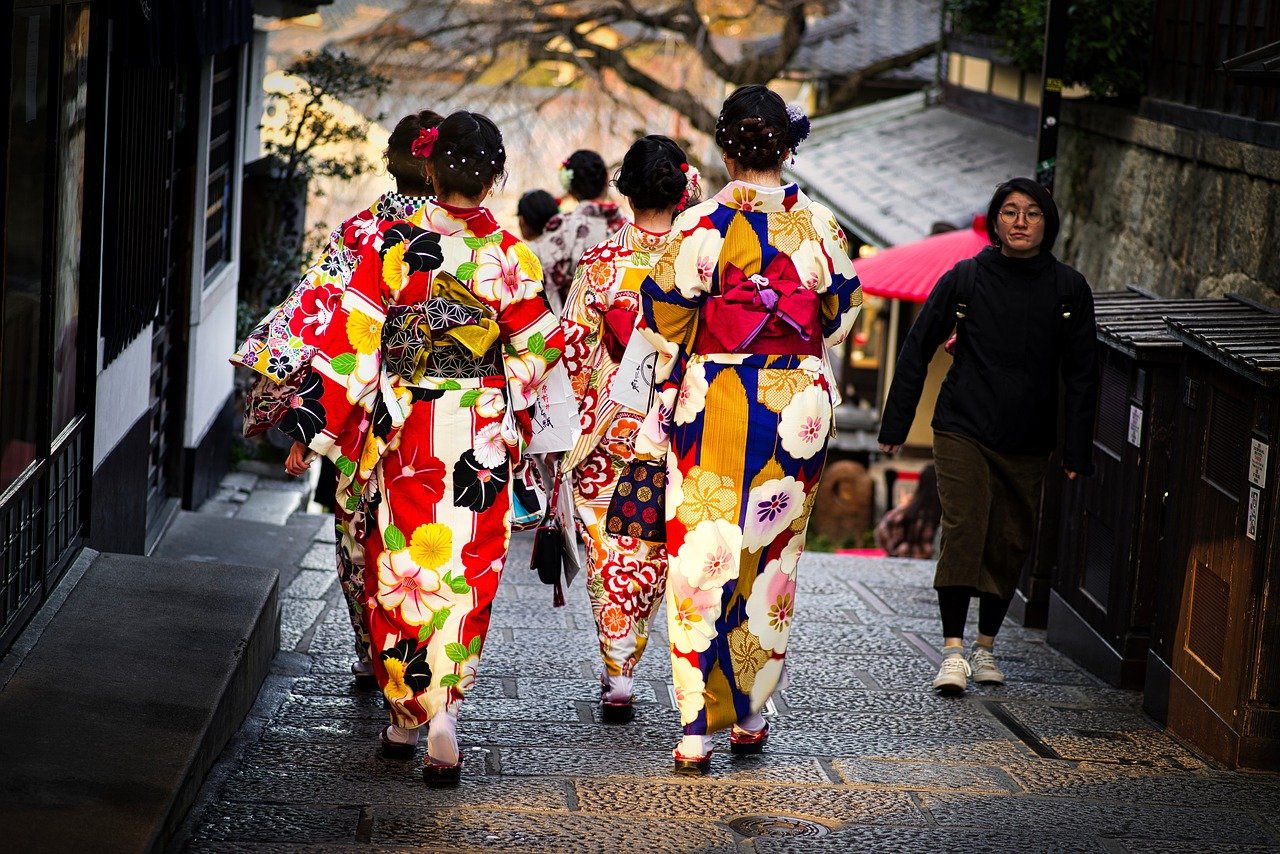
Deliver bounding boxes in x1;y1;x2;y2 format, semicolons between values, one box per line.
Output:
998;207;1044;224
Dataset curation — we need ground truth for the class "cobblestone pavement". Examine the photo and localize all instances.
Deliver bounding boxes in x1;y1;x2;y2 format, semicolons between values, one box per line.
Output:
176;475;1280;853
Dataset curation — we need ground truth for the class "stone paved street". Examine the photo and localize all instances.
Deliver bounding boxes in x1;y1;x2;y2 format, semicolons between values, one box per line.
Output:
170;476;1280;853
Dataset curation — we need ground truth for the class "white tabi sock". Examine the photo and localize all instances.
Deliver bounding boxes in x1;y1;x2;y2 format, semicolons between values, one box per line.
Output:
427;710;460;766
737;712;766;734
676;734;713;758
385;723;419;745
603;675;634;703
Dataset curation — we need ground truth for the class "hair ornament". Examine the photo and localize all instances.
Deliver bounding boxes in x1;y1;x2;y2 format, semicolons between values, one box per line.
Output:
558;161;574;191
786;103;811;152
410;127;439;159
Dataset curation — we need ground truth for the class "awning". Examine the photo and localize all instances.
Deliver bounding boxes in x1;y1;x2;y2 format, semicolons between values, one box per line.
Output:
786;92;1035;248
855;214;991;302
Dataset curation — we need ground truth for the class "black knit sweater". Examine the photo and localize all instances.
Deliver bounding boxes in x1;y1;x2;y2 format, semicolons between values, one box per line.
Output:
878;247;1098;475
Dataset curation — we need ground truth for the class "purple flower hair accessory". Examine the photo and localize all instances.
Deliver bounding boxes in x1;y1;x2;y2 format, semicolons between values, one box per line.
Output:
786;104;811;153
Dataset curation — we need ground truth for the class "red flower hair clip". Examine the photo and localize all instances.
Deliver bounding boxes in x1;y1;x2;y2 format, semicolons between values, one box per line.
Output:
410;127;439;159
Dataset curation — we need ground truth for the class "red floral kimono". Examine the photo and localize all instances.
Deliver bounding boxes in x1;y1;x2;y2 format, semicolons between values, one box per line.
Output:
274;200;563;728
233;192;433;670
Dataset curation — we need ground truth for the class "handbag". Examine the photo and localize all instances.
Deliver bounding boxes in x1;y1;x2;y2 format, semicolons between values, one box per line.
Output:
530;467;568;606
605;458;666;542
509;457;546;532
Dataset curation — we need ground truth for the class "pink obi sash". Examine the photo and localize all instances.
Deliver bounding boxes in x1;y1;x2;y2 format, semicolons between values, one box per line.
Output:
695;254;822;356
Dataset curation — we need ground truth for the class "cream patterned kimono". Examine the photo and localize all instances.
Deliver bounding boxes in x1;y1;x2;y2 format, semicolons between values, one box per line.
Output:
560;223;674;681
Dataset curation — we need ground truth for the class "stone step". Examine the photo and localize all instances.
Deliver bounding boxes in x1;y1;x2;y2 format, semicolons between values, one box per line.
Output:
0;549;279;853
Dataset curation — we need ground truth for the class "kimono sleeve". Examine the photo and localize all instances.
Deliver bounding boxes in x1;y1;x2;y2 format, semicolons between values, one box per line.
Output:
231;224;353;383
491;240;566;414
812;205;863;347
274;246;392;474
559;248;602;405
638;219;719;392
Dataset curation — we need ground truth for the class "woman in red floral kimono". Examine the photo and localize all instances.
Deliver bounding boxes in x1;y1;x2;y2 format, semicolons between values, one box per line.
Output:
278;111;564;786
560;136;700;723
233;110;443;692
638;87;862;775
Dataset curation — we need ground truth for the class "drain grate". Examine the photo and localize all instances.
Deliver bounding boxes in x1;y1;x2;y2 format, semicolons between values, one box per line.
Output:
727;815;830;838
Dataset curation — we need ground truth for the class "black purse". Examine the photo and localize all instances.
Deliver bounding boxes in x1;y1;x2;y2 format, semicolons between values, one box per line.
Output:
530;467;567;606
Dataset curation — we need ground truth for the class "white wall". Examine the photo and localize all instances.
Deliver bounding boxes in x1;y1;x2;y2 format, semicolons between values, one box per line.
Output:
92;332;149;469
182;46;249;450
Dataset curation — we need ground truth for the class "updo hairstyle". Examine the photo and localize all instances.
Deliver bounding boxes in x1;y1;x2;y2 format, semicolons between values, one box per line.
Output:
385;109;444;187
563;149;608;200
517;189;560;237
714;84;789;172
613;135;692;212
428;111;507;199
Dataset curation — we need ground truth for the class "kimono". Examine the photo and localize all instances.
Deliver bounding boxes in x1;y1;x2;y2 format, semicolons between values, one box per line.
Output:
272;199;564;729
560;223;674;682
534;200;628;312
232;192;433;668
638;181;862;736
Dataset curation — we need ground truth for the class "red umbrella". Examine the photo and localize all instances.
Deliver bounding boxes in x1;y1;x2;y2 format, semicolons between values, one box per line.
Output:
854;214;991;303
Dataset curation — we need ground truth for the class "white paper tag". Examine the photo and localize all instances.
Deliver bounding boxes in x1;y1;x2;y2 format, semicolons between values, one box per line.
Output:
1247;487;1260;541
1249;439;1269;489
608;332;660;413
524;361;579;455
1128;405;1143;447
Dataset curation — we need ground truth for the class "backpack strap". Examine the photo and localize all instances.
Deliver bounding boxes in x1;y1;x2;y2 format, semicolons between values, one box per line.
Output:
954;258;977;323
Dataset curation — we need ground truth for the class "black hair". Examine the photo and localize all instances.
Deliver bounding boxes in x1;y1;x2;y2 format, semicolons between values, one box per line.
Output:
986;177;1061;252
613;135;693;212
897;464;942;547
428;111;507;199
715;84;789;172
563;149;608;200
517;189;559;237
384;109;444;189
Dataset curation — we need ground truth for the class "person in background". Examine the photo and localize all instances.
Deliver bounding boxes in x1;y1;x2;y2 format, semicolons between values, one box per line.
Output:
877;176;1097;696
537;149;628;312
639;85;863;775
277;111;564;787
874;464;941;559
232;108;444;695
516;189;560;242
560;135;700;724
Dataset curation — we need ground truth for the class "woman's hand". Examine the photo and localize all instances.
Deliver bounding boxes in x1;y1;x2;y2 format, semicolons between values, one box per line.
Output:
285;442;316;477
1064;469;1079;481
878;443;902;455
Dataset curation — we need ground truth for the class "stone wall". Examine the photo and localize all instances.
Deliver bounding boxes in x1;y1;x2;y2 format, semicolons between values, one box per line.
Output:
1056;101;1280;308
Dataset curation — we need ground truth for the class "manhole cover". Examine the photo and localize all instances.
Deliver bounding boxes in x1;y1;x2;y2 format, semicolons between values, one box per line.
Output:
727;815;830;838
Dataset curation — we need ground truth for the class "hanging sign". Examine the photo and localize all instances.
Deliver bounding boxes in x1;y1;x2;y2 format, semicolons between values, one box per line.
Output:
1247;487;1260;541
1249;440;1269;489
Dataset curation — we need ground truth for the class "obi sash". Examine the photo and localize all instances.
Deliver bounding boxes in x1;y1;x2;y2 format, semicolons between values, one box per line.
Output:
695;253;822;356
382;272;501;382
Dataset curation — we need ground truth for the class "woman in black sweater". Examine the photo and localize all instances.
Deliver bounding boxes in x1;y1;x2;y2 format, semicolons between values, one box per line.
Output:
878;177;1098;694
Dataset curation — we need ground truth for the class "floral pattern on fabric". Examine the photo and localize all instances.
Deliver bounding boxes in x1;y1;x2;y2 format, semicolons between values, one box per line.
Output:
639;181;862;736
265;198;562;729
560;223;673;680
532;200;628;312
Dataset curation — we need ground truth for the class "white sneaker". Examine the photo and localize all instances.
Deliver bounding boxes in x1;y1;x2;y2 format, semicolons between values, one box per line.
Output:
932;653;971;694
968;644;1005;685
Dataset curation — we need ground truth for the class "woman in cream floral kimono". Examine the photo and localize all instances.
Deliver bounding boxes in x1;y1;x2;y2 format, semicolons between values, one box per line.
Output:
638;87;862;775
560;135;699;723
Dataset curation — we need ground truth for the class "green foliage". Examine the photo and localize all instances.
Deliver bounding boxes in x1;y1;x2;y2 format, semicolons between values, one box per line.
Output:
264;49;392;187
946;0;1154;99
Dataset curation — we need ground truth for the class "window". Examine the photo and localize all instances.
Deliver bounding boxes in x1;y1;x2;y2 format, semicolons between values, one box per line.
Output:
204;48;240;278
1;7;52;492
